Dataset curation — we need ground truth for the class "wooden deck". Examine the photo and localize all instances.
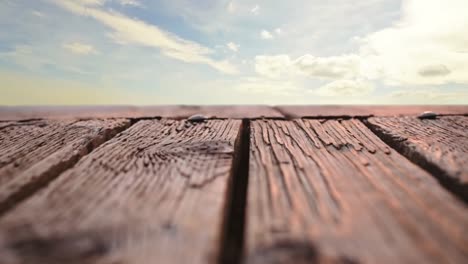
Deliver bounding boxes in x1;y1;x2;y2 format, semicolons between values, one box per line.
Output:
0;106;467;264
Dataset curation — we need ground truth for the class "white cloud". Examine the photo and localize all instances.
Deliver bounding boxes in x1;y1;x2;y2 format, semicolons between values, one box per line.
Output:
254;0;468;92
255;54;361;79
227;42;239;52
63;42;98;55
260;30;273;40
360;0;468;85
315;79;374;97
275;28;282;35
235;77;303;96
52;0;237;74
250;4;259;15
77;0;106;6
227;2;259;15
118;0;142;7
75;0;142;7
32;10;45;18
295;54;361;79
255;55;291;78
227;1;236;13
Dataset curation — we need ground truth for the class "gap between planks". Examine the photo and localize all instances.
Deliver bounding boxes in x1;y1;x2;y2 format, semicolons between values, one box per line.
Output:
363;116;468;203
218;119;250;264
280;115;468;204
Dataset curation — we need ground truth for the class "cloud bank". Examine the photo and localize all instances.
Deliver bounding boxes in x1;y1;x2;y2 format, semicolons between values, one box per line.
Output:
52;0;238;74
255;0;468;96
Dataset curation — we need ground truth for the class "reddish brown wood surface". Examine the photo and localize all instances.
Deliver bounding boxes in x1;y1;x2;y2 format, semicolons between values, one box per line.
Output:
276;105;468;118
0;119;241;264
246;119;468;263
367;116;468;201
0;105;283;120
0;119;130;215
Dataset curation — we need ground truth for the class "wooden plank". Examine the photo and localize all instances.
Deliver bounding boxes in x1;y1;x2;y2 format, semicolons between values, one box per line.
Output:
246;119;468;263
0;119;130;215
0;119;241;264
0;105;283;120
367;116;468;202
276;105;468;118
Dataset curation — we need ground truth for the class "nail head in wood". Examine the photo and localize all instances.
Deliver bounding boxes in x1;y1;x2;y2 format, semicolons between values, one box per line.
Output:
418;111;437;119
188;114;208;122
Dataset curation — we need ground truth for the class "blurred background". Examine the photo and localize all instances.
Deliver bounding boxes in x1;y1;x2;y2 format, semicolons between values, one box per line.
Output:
1;0;467;105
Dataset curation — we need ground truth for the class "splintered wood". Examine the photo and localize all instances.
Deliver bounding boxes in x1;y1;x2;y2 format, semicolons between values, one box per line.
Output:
367;116;468;201
0;119;241;264
0;119;130;214
247;119;468;264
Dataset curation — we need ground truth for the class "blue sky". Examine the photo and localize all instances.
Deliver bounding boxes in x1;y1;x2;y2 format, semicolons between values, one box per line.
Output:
1;0;467;105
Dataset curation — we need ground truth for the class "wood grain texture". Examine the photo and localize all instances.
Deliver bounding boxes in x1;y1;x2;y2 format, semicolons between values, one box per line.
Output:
0;119;130;215
246;119;468;264
0;105;283;120
276;105;468;118
366;116;468;202
0;119;241;264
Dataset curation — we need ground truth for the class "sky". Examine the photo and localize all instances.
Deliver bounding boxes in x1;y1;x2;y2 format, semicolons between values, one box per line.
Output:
0;0;467;105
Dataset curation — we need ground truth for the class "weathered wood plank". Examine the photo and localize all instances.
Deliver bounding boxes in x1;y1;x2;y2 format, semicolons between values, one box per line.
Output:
246;119;468;263
0;119;241;264
276;105;468;118
366;116;468;202
0;119;130;215
0;105;283;120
